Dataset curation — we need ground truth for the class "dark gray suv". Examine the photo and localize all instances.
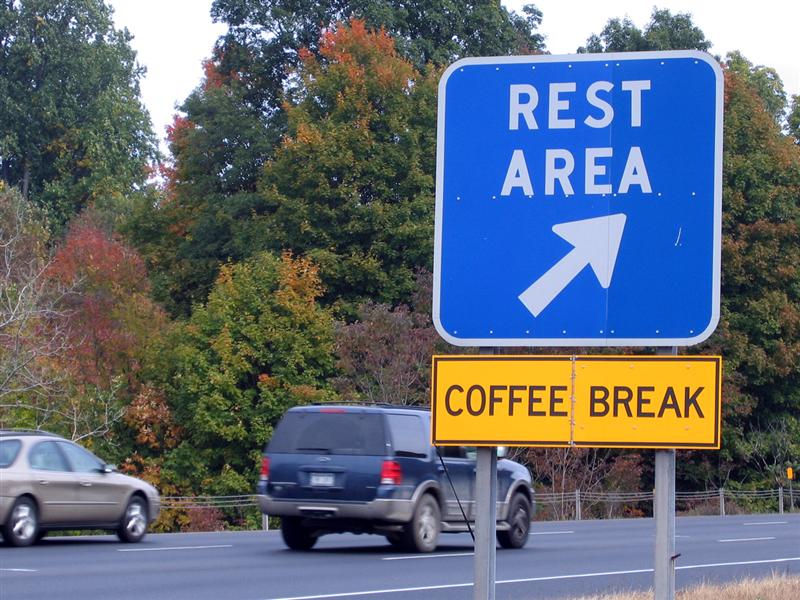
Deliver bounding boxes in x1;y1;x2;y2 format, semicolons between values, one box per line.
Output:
257;405;533;552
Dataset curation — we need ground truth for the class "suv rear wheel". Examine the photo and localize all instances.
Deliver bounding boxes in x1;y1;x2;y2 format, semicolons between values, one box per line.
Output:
497;493;531;549
401;494;440;553
281;517;317;551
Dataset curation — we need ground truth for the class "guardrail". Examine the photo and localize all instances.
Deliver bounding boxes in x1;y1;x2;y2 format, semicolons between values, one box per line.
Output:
160;487;796;525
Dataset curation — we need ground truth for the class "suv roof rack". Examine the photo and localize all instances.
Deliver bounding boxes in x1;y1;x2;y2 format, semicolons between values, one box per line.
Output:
309;401;430;410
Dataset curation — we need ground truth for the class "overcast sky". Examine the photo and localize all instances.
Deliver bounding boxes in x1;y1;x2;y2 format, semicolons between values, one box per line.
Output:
108;0;799;152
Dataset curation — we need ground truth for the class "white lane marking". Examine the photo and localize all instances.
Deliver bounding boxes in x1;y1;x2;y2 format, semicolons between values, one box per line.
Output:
262;581;473;600
0;568;37;572
677;557;800;570
382;552;472;561
743;521;787;526
117;544;233;552
530;530;574;536
718;537;776;543
260;557;800;600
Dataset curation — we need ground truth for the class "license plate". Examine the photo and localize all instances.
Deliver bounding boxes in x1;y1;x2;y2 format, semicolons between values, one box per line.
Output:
310;473;335;486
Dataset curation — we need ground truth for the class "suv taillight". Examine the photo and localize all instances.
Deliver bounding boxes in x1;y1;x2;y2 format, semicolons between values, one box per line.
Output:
380;460;402;485
260;456;270;481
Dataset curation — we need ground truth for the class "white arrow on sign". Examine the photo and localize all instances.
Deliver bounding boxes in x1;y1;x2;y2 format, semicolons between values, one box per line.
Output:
519;214;627;317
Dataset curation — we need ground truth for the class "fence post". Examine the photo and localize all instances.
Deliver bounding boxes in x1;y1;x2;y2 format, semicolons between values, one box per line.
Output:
778;487;784;515
719;488;725;516
575;490;581;521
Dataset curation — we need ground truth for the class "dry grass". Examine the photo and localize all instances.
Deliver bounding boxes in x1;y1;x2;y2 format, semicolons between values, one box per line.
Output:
563;573;799;600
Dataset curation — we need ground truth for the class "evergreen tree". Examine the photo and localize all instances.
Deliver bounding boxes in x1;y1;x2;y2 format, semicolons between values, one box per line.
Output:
0;0;157;229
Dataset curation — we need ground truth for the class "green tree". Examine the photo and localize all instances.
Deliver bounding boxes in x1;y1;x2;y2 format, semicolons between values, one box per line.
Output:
242;20;438;315
579;8;710;53
703;68;800;486
0;0;157;229
211;0;544;109
790;95;800;143
158;251;336;494
130;1;545;317
725;51;787;125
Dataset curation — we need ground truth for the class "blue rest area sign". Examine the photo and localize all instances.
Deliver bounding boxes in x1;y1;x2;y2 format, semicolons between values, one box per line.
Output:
433;51;723;347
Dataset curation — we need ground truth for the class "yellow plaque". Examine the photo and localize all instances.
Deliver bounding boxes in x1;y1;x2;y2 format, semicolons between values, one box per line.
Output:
431;355;722;449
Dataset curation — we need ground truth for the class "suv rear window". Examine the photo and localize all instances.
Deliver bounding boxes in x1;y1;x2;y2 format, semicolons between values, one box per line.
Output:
0;439;21;468
268;411;386;456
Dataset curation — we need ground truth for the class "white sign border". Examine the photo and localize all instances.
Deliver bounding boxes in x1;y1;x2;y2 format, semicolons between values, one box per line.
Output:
432;50;724;348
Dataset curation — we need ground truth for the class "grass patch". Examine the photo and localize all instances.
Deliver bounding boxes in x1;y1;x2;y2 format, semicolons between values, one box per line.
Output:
564;573;799;599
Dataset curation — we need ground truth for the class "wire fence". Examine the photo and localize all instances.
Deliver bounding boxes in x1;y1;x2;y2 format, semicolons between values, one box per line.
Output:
156;486;797;532
534;487;797;521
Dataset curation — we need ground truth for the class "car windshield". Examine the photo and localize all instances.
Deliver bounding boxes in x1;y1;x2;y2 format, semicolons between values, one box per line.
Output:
268;412;386;456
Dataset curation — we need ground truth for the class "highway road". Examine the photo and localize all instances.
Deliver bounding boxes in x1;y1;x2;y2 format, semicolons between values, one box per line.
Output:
1;514;798;600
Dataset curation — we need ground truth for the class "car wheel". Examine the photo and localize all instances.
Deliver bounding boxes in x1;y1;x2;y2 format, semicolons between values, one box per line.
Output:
497;493;531;549
2;497;39;547
401;494;440;553
281;517;317;551
117;496;149;543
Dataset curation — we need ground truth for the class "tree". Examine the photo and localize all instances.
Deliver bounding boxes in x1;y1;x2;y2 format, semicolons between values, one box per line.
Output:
239;20;438;315
0;0;157;229
42;211;167;442
0;188;71;414
789;95;800;143
132;1;545;317
579;8;710;53
334;305;437;407
210;0;545;110
700;68;800;487
725;51;787;126
159;251;336;494
522;448;643;520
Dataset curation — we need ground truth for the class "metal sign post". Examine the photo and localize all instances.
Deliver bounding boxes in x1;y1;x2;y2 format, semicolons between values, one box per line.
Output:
654;449;676;600
474;446;497;600
473;346;498;600
654;346;678;600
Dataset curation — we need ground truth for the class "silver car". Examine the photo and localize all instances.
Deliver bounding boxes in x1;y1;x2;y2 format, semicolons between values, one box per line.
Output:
0;430;160;547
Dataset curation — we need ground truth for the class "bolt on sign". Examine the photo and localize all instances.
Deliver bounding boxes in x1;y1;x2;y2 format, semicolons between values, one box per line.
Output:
431;355;722;449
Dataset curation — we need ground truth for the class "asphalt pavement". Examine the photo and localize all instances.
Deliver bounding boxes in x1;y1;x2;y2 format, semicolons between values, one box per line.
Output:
1;514;798;600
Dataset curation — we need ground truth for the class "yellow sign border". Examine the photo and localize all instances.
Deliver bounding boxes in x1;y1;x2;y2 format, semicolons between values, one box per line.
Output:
431;355;722;449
